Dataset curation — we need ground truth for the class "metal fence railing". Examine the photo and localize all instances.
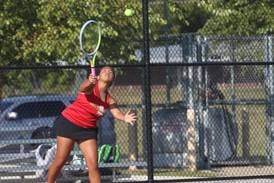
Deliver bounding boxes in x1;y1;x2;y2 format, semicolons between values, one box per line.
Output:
0;41;274;182
147;34;274;182
1;0;274;182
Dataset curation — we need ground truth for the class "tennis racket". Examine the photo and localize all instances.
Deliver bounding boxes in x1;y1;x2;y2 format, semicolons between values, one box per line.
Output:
79;20;101;76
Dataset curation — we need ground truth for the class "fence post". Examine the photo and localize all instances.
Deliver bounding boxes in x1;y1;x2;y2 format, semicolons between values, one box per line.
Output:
241;108;250;159
128;109;138;171
196;36;207;169
230;39;237;146
163;0;171;105
142;0;153;182
182;34;191;103
203;38;211;165
186;35;197;171
187;108;197;171
270;36;274;165
264;35;274;164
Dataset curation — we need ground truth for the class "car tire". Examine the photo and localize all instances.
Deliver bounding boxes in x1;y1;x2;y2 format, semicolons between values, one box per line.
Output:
31;126;55;150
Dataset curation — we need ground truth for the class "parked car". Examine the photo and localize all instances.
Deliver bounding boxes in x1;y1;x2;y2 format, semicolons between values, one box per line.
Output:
0;95;116;156
0;95;74;154
152;103;188;168
152;101;238;168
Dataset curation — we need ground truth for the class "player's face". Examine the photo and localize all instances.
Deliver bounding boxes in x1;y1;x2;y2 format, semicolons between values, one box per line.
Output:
99;67;114;83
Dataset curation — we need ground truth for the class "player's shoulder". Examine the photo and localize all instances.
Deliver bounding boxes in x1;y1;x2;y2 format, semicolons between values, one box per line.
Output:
106;92;117;104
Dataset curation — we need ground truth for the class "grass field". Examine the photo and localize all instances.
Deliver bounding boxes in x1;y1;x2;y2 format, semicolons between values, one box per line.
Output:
111;83;271;166
119;168;217;177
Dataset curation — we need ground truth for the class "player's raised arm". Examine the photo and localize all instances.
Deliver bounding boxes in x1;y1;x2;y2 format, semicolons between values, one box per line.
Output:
79;75;97;94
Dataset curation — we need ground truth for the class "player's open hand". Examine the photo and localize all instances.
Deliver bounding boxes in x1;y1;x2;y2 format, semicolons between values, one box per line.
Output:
124;110;137;126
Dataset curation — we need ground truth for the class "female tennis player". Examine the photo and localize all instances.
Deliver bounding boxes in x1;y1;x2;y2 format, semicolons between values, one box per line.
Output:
47;66;137;183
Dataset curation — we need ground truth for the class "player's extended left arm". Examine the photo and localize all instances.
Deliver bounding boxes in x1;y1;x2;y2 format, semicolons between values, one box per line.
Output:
109;98;137;126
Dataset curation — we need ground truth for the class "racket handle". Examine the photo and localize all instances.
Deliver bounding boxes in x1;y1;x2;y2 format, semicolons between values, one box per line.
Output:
91;68;96;76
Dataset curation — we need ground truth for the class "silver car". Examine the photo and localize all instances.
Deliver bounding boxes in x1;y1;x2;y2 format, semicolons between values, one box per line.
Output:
0;95;116;155
0;95;74;155
152;102;238;168
152;105;188;168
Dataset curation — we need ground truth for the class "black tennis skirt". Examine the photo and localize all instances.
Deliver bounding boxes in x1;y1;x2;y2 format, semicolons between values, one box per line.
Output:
53;115;98;141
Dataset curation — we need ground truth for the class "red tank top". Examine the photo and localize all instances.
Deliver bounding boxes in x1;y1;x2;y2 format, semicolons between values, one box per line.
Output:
62;84;111;128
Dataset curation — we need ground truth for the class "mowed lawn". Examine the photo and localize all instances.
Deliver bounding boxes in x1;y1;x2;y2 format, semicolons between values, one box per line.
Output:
109;83;272;177
111;84;270;162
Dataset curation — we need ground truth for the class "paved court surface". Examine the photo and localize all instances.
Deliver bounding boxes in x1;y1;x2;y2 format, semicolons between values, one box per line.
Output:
117;175;274;182
185;180;274;183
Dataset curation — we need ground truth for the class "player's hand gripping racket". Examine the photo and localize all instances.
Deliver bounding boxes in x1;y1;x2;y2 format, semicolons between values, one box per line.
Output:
79;20;101;76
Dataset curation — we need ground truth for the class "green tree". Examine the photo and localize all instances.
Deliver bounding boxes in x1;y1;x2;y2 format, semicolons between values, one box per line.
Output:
1;0;145;65
1;0;40;98
1;0;273;97
0;0;151;97
198;0;274;35
0;0;39;66
2;0;273;65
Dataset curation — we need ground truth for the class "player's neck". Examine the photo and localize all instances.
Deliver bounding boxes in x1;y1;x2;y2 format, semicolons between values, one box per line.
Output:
98;81;108;92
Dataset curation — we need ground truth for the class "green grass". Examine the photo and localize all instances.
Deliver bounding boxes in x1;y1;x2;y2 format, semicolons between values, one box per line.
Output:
235;105;267;157
220;85;268;157
114;107;145;159
221;84;266;100
119;168;217;177
154;169;216;177
111;84;270;162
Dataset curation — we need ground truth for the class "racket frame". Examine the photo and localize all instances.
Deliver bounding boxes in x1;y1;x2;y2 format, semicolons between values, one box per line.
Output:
79;20;101;76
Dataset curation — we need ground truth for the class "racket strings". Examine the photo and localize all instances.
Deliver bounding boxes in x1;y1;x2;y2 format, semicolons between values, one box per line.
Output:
79;20;101;76
80;20;101;55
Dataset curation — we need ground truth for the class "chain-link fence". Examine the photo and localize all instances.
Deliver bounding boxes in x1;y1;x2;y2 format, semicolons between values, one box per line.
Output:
0;35;273;182
148;35;274;182
1;0;274;182
0;66;148;182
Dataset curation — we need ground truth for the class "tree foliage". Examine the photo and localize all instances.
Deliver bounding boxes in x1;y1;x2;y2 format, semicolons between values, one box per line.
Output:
1;0;273;65
198;0;274;35
1;0;145;66
0;0;273;97
1;0;145;96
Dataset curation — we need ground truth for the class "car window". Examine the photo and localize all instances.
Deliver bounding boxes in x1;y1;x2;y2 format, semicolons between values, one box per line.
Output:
12;102;40;119
0;101;13;113
12;101;66;119
40;101;66;117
